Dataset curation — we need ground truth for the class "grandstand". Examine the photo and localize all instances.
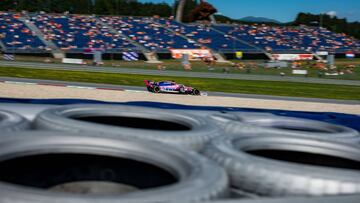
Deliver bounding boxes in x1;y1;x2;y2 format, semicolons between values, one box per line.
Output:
1;11;360;60
154;18;259;53
30;13;136;52
0;12;46;52
100;16;200;51
213;24;360;54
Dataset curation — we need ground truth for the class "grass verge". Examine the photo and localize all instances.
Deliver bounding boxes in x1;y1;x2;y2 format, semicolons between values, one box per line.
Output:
3;57;360;80
0;66;359;100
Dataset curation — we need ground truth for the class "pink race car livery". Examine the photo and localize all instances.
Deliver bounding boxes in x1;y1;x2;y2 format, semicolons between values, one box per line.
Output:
145;80;201;95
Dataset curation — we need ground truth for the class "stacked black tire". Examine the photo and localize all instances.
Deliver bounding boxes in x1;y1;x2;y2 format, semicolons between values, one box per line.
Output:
0;110;30;132
0;105;360;203
207;112;360;198
0;105;228;203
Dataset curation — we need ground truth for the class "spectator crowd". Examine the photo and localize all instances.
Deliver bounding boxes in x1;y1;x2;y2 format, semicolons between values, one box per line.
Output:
0;12;359;54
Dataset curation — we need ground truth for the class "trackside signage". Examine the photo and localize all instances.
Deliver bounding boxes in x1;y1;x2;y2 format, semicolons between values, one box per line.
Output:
62;58;84;64
292;70;308;75
272;54;314;61
346;52;355;58
316;51;329;56
170;49;213;60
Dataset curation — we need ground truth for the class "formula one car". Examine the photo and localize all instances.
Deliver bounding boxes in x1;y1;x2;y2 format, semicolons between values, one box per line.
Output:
145;80;201;95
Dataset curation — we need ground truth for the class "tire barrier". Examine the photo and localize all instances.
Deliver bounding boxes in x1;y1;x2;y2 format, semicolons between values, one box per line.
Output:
210;113;360;143
33;105;221;151
210;112;275;128
203;134;360;197
1;103;360;202
0;109;30;132
0;131;228;203
202;195;360;203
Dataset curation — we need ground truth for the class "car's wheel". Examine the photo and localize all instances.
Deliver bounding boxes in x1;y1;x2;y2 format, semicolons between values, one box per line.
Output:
147;87;153;92
210;113;360;143
153;86;161;93
192;89;201;96
179;86;185;94
33;105;222;151
0;110;30;132
203;134;360;197
0;131;228;203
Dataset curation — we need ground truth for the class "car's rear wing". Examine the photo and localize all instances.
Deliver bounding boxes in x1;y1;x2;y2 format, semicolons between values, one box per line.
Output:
144;80;154;87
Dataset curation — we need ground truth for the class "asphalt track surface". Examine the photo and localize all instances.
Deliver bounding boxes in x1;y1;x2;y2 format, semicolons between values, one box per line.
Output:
1;77;359;105
1;60;360;86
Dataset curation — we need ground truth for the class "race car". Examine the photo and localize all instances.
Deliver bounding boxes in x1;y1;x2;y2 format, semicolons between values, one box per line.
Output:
145;80;201;95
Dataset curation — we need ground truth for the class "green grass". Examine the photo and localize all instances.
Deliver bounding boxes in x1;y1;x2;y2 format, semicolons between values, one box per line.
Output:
1;66;360;100
5;56;360;80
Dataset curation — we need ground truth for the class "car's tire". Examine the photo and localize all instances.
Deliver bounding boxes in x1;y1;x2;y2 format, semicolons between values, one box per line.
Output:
210;113;360;143
33;105;221;151
0;110;30;132
153;86;161;93
0;131;229;203
192;89;201;96
203;134;360;197
147;87;153;92
179;86;185;94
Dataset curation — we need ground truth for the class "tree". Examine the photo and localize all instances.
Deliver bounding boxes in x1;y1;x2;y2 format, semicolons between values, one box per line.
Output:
72;0;93;14
94;0;112;15
188;0;216;22
0;0;17;11
294;13;360;40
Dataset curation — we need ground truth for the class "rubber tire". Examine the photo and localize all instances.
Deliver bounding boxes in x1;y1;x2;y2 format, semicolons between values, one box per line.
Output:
0;131;229;203
153;86;160;93
210;112;360;144
179;86;185;94
206;195;360;203
0;110;30;132
230;188;259;199
203;134;360;197
192;89;201;96
210;112;275;129
33;105;221;151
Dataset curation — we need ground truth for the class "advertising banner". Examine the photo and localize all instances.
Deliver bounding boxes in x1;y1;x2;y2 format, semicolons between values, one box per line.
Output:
122;52;139;61
346;52;355;58
316;51;329;56
170;49;212;60
272;54;314;61
292;70;308;75
62;58;84;65
236;51;243;59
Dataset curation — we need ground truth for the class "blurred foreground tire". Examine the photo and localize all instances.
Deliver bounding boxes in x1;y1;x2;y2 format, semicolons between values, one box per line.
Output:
34;105;221;151
202;195;360;203
0;131;228;203
0;110;30;132
211;113;360;143
203;134;360;197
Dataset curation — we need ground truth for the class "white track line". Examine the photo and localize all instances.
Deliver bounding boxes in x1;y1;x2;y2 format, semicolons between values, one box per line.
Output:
4;81;37;85
66;85;97;90
125;90;148;93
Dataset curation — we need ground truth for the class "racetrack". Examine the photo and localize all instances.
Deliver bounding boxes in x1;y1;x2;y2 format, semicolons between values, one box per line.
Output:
1;81;359;115
1;77;359;105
